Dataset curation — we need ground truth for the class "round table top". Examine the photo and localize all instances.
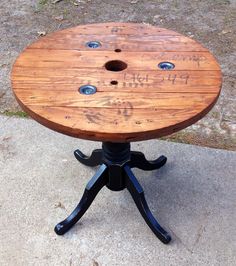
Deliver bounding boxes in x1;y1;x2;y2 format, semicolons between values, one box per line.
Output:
11;22;222;142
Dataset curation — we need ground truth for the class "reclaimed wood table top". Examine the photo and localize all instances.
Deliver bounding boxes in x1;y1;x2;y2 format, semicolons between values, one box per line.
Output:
11;22;222;142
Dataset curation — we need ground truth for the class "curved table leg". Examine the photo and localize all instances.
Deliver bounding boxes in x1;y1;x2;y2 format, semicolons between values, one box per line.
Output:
124;165;171;244
55;164;108;235
129;151;167;171
74;149;103;167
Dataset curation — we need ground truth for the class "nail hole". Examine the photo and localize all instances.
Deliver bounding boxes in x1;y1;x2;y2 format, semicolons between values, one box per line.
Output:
110;80;118;85
114;49;122;52
105;60;127;72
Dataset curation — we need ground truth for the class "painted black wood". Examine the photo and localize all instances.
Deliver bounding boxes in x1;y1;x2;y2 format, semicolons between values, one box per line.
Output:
54;164;108;235
55;142;171;244
124;165;171;244
74;149;103;167
129;151;167;170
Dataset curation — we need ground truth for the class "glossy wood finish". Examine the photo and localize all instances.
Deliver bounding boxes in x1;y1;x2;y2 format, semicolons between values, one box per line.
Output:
11;22;222;142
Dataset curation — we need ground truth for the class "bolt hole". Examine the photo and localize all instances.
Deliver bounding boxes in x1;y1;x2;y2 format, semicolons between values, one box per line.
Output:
79;85;97;95
114;49;122;52
105;60;127;72
158;62;175;70
86;41;101;48
110;80;118;85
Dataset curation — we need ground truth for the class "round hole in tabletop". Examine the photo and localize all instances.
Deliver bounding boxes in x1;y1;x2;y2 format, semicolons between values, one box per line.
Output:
158;62;175;70
114;49;122;52
105;60;127;72
110;80;118;85
79;85;97;95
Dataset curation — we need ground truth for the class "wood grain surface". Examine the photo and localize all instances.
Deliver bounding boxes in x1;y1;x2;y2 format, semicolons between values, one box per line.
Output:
11;22;222;142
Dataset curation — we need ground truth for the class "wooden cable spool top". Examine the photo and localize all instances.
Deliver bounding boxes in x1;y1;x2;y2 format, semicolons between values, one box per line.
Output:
11;22;222;142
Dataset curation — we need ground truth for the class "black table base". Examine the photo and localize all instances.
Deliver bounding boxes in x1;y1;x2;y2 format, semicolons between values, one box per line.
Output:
54;142;171;244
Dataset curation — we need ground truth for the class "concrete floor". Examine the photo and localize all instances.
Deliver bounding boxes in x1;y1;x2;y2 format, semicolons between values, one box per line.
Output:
0;116;236;266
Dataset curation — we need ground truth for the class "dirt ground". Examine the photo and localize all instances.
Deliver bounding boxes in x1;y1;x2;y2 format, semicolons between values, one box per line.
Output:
0;0;235;150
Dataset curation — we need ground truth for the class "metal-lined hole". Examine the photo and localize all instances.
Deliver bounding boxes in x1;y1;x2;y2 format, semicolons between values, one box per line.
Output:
114;49;122;52
158;62;175;70
86;41;101;48
110;80;118;85
79;85;97;95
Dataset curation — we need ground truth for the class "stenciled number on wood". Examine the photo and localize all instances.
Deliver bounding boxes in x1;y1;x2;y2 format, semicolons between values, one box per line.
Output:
166;74;189;84
155;53;207;67
94;73;189;88
123;73;189;86
99;96;133;120
124;73;149;83
83;110;102;124
83;97;133;125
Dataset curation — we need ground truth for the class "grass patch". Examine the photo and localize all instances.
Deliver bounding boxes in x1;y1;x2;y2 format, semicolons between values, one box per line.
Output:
2;110;29;118
35;0;49;12
39;0;48;5
161;131;235;151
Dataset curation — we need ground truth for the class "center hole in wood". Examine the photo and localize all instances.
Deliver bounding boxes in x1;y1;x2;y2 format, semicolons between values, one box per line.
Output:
105;60;127;72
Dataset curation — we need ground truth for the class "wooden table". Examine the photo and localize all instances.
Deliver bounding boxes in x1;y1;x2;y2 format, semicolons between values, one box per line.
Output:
11;22;222;244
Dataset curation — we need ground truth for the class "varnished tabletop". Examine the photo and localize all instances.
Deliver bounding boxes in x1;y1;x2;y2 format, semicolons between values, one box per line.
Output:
11;22;222;142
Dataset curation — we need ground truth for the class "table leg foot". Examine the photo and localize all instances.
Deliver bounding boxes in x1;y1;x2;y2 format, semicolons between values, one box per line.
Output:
54;164;108;235
129;151;167;170
55;143;171;243
124;165;171;244
74;149;103;167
